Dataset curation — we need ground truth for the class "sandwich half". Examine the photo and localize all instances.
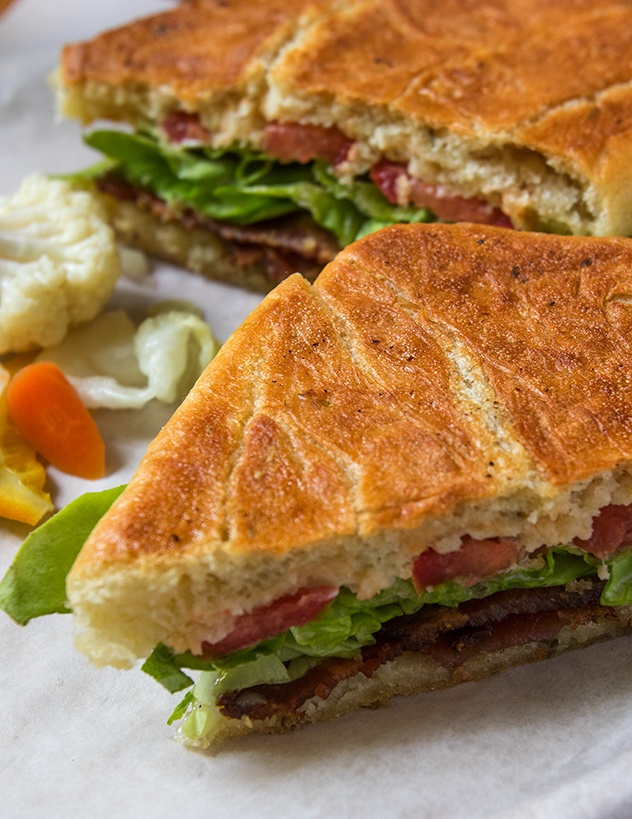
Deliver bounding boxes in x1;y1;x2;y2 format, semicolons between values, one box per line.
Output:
16;221;630;747
55;0;632;292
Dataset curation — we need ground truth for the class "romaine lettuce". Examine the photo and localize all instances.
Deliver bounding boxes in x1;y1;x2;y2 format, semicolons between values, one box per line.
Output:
0;485;125;625
80;128;433;246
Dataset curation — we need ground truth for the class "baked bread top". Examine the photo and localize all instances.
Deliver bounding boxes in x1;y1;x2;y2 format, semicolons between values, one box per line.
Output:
60;0;632;131
67;223;632;666
266;0;632;128
57;1;632;234
59;0;327;123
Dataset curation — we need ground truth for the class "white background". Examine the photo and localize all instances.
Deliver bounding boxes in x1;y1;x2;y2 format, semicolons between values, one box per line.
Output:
2;3;632;818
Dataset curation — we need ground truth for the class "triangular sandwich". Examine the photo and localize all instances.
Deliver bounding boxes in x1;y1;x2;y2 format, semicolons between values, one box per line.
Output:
56;222;632;745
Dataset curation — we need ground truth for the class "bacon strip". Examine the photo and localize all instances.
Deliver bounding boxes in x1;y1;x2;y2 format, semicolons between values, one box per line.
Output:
97;174;339;285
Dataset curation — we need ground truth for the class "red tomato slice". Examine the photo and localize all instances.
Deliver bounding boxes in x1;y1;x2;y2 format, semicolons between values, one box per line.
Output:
370;159;513;226
413;536;519;591
202;585;339;656
574;504;632;559
161;111;212;144
261;121;352;166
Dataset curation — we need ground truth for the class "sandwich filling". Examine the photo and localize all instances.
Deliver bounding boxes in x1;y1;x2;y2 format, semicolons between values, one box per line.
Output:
142;501;632;744
73;118;512;287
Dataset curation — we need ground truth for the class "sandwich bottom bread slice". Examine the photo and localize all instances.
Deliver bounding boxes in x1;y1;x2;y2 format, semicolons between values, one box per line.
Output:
5;222;632;747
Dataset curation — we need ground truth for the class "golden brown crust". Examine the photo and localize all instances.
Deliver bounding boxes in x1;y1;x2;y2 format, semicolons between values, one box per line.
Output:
72;228;497;572
60;0;326;112
68;224;632;668
335;223;632;487
66;1;632;129
269;0;632;134
391;1;632;132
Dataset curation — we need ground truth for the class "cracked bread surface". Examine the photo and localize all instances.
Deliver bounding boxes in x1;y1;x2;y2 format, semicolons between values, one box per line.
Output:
66;223;632;667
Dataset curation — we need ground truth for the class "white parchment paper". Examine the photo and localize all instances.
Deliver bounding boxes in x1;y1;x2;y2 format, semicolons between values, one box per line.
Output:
2;4;632;818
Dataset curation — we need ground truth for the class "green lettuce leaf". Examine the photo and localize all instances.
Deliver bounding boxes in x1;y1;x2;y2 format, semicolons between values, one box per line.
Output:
81;128;433;246
603;549;632;605
167;690;195;726
141;642;194;693
0;485;125;625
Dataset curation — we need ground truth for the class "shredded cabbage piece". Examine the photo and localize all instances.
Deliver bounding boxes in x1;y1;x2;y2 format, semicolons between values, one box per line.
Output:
35;304;219;409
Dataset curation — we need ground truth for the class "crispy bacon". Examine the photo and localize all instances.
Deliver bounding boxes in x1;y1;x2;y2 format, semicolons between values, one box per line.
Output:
261;121;352;166
370;159;513;226
218;654;371;721
412;536;520;591
97;176;341;265
201;586;339;657
381;583;603;652
424;608;601;668
574;504;632;559
178;209;340;265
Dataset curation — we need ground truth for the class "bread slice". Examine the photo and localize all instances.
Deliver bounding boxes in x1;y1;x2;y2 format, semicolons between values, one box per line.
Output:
57;0;632;237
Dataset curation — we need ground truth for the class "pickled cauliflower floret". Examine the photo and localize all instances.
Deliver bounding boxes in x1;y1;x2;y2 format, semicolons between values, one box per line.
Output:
0;174;121;354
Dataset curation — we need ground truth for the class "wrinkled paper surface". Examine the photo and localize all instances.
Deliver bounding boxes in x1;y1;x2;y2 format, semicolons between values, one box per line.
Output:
2;3;632;818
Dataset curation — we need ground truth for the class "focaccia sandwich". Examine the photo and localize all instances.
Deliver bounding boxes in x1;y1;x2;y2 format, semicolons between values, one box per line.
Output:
55;0;632;291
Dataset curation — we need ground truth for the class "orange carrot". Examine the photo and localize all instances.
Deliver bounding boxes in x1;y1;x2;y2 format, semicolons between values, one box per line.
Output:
6;361;105;480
